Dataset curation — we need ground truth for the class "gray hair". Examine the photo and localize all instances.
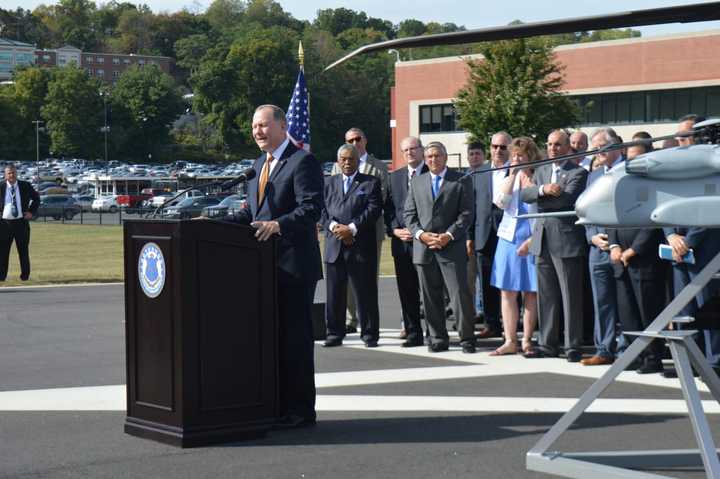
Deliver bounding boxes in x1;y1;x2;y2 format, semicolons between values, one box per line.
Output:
424;141;447;157
3;163;17;172
590;127;621;146
254;104;286;121
337;143;359;161
492;131;512;143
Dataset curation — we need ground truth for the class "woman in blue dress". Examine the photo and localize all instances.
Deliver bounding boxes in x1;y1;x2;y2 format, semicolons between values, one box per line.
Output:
489;137;540;355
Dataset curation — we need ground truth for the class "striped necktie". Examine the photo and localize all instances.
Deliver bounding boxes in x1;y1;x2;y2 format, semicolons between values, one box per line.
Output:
258;153;272;204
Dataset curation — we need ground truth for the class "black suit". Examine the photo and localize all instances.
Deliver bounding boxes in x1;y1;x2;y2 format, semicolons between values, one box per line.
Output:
321;172;382;342
0;180;40;281
225;142;323;422
607;228;668;361
384;164;427;342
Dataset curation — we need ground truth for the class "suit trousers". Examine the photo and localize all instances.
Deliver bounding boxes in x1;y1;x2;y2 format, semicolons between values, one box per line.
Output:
616;269;665;361
278;281;317;421
475;250;501;329
392;238;423;341
417;255;475;345
0;219;30;280
346;238;383;325
536;248;585;355
673;264;720;368
588;258;617;358
326;258;380;342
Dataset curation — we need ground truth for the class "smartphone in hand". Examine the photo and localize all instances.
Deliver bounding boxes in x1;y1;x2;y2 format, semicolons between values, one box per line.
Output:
659;244;695;265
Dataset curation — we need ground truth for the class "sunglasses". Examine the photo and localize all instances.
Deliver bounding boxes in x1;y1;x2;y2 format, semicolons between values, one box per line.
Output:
491;144;508;150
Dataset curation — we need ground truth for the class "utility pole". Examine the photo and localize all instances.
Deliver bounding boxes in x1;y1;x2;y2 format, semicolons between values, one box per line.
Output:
32;120;43;181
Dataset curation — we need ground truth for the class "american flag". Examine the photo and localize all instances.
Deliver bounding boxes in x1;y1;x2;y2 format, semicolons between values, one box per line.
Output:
286;69;311;151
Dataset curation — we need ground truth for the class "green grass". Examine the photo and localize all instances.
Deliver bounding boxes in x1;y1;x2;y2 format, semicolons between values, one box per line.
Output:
3;223;124;286
2;223;396;286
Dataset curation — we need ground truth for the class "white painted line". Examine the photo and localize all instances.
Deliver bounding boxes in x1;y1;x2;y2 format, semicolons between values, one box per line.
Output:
317;395;720;414
0;385;126;410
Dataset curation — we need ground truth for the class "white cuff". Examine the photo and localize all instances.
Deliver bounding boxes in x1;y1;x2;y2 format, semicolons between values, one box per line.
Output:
415;229;425;240
348;223;357;237
329;221;338;231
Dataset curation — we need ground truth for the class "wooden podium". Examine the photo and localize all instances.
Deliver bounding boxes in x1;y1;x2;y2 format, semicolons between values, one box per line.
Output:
123;219;278;447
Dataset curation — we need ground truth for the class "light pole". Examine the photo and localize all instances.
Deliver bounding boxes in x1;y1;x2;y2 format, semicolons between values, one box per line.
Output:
31;120;43;181
387;49;401;63
100;90;109;166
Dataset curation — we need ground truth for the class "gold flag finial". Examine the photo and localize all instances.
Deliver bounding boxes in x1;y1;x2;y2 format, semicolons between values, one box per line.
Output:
298;41;305;69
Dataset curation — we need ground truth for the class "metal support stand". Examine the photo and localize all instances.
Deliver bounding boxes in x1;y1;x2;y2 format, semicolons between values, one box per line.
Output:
526;251;720;478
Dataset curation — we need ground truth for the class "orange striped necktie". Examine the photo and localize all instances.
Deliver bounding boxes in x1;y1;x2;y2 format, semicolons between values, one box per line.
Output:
258;152;272;204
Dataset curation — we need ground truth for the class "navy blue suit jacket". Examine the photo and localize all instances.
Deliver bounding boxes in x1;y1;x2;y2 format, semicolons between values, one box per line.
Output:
321;172;382;264
227;143;324;285
0;180;40;216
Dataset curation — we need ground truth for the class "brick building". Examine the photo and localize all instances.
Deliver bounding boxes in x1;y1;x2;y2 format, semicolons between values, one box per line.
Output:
390;30;720;169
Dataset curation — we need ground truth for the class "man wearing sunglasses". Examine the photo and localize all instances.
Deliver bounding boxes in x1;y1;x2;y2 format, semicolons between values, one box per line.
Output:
0;164;39;281
331;128;389;334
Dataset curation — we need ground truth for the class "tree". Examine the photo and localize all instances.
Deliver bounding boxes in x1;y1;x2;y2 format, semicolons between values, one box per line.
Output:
454;38;579;144
109;65;184;161
11;67;54;160
41;66;104;158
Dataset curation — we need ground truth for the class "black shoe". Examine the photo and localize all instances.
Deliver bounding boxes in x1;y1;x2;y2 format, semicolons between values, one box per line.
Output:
20;275;29;281
345;324;358;334
273;414;316;430
637;360;663;375
401;337;424;348
364;339;378;348
322;336;342;348
566;350;583;363
428;342;449;353
462;343;476;354
624;360;643;371
662;366;699;378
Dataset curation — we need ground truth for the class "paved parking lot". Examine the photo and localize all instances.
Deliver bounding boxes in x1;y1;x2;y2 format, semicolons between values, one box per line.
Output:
0;280;718;478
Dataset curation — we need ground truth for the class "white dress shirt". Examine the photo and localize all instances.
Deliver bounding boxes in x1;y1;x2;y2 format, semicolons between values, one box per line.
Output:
415;168;454;241
3;181;22;220
329;171;359;237
267;138;290;176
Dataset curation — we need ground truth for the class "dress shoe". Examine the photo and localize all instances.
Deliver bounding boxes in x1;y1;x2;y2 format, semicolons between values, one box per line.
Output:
461;342;476;354
523;348;546;359
636;359;663;375
428;342;449;353
476;327;501;339
273;414;316;430
345;324;358;334
581;355;614;366
364;339;378;348
322;336;342;348
662;366;699;378
624;359;643;371
20;275;29;281
398;329;408;339
401;337;424;348
566;350;583;363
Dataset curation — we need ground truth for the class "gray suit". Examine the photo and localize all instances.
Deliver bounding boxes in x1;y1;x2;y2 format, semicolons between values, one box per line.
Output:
404;169;475;345
521;161;588;355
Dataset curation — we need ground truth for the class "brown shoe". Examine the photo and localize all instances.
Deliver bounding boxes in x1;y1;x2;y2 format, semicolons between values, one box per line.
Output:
476;327;501;339
581;355;614;366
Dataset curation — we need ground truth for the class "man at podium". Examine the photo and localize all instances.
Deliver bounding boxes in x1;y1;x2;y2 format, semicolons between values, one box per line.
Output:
225;104;324;428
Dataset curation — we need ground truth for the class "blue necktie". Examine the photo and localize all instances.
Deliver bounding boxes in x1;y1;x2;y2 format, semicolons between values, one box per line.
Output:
343;176;351;195
432;175;441;199
10;185;18;218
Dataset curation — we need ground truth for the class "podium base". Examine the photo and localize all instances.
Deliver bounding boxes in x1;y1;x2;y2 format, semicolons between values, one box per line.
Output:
125;416;270;448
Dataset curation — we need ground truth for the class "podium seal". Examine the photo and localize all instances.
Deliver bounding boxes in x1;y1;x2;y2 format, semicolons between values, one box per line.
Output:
138;242;166;298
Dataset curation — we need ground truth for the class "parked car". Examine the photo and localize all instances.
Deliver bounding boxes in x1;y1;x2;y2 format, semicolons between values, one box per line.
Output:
201;194;247;218
163;196;221;219
92;195;119;212
35;195;81;220
73;194;95;212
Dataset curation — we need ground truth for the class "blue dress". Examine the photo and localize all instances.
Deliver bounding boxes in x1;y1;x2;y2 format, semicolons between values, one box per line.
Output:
490;200;537;292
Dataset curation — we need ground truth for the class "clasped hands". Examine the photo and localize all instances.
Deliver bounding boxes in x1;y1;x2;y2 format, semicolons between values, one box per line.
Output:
610;246;636;267
543;183;563;197
332;223;355;246
420;231;451;250
667;234;690;263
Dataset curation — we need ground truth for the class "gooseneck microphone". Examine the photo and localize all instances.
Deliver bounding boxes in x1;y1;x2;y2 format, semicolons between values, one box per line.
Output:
221;167;256;190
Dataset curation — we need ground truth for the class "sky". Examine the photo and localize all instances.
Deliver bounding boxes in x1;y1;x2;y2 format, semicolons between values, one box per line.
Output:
1;0;719;37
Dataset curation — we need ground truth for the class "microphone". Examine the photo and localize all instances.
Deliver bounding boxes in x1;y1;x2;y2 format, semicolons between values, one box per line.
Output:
221;167;256;190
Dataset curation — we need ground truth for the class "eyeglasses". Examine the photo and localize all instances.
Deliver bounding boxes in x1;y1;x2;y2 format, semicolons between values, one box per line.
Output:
346;137;364;144
491;144;508;150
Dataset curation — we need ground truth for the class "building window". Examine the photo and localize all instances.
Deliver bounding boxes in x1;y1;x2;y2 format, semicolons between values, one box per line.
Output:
97;57;104;64
138;59;145;65
112;57;120;64
123;58;130;64
96;69;104;77
86;68;93;75
112;70;120;78
572;86;720;126
86;56;94;63
419;104;461;133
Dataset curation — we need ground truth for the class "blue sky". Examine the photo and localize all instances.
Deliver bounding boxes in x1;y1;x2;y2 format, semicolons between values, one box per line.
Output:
2;0;719;37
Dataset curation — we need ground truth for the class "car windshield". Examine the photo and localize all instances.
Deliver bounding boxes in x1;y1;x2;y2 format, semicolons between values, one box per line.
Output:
175;198;194;207
219;195;241;206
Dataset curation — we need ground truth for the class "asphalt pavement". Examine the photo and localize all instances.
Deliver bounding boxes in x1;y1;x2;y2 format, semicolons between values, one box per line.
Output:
0;280;718;479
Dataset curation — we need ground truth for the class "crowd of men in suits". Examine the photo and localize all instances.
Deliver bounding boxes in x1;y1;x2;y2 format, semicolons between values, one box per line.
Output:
319;116;720;380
